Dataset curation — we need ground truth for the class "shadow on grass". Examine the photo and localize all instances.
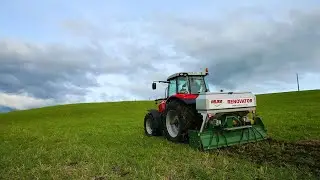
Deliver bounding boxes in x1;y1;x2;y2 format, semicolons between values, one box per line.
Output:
144;132;320;177
217;138;320;177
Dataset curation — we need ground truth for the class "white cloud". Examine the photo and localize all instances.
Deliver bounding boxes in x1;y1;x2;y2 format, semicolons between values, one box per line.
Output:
0;92;54;110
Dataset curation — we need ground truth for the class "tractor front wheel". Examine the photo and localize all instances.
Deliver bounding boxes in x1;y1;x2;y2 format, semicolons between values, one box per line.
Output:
144;113;161;136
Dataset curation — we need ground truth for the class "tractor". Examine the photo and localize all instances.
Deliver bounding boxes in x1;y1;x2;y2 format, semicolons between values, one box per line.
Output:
143;68;267;151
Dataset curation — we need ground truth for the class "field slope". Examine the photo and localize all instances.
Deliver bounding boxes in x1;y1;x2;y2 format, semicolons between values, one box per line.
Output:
1;90;319;179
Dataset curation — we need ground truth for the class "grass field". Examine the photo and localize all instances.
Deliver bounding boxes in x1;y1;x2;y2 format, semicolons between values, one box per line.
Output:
0;90;319;179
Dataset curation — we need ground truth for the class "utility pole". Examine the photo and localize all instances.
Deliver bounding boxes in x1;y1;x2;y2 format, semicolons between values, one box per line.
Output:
296;73;300;91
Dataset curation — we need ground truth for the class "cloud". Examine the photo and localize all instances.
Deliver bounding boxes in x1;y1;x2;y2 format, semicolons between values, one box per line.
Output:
0;39;104;101
0;92;54;110
1;7;320;110
0;22;192;108
151;9;320;90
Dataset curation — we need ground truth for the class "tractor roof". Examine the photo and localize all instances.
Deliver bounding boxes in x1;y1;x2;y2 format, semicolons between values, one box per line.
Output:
167;71;208;81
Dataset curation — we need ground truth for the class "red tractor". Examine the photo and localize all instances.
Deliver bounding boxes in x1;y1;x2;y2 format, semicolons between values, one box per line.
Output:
144;68;209;142
143;68;267;150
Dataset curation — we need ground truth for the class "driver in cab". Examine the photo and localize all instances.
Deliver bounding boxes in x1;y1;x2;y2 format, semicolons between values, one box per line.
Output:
179;80;202;93
179;83;188;93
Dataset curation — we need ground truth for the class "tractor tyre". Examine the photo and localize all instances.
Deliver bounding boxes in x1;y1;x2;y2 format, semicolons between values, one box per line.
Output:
144;113;162;136
163;100;200;143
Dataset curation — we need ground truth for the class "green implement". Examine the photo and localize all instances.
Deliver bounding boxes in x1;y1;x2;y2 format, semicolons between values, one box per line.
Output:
188;116;267;150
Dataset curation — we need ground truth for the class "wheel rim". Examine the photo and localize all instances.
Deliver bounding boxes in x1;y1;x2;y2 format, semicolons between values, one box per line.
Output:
166;110;180;138
145;117;152;134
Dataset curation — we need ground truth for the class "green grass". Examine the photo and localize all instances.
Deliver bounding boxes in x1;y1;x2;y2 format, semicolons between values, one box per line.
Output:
256;90;320;141
0;90;319;180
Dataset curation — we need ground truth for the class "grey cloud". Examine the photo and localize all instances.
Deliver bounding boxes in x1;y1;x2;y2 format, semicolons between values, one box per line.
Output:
60;19;199;99
151;9;320;90
0;42;99;100
0;18;186;104
0;37;160;102
2;8;319;107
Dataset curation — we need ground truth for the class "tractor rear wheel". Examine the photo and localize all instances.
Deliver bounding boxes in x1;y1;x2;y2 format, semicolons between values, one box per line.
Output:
163;100;199;142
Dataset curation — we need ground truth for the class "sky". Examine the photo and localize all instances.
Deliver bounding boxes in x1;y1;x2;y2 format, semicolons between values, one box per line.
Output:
0;0;320;110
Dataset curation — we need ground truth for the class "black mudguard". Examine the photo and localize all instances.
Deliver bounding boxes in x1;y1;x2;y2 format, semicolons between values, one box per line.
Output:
166;96;196;105
182;99;196;105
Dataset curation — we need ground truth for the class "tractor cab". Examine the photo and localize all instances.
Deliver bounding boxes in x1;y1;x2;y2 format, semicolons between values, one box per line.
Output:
151;68;210;113
152;68;210;99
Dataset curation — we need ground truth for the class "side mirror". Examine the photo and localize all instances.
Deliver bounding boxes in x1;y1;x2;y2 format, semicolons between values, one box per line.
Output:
152;82;156;90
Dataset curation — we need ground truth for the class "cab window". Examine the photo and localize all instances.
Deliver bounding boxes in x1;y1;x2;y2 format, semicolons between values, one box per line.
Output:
189;76;206;93
177;76;189;93
168;79;177;97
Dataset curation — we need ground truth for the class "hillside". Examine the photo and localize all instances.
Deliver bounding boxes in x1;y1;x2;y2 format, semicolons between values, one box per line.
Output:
0;106;16;113
0;90;319;179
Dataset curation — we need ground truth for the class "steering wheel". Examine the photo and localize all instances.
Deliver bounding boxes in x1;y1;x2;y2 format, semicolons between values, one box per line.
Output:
179;89;188;94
